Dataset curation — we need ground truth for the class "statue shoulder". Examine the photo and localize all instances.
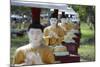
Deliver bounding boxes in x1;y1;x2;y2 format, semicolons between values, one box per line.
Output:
45;26;51;29
43;26;51;32
16;44;29;53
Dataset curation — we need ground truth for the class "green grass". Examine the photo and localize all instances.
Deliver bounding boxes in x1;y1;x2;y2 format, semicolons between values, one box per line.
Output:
78;45;95;61
80;23;94;38
80;23;95;45
79;22;95;61
11;35;28;46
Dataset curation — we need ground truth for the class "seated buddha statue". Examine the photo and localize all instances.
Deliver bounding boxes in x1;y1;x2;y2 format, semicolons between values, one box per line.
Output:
43;12;65;46
58;12;73;34
12;21;55;66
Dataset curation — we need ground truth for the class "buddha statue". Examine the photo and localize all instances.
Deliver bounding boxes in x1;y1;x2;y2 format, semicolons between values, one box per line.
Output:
13;21;55;66
43;13;65;46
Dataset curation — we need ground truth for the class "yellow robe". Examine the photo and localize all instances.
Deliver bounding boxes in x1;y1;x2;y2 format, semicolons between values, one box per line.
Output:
58;23;73;33
43;26;65;46
13;45;55;65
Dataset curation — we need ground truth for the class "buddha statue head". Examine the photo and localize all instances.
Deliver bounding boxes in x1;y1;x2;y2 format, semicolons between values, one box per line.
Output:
27;21;43;48
49;13;58;27
60;12;67;24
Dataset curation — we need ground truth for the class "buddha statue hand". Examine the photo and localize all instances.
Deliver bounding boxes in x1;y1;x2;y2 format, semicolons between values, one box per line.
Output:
49;31;59;38
25;52;43;65
49;31;54;38
53;33;59;38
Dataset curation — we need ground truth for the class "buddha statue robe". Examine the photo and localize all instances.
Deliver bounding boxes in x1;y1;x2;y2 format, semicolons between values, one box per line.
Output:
13;44;55;65
58;23;73;34
43;26;65;46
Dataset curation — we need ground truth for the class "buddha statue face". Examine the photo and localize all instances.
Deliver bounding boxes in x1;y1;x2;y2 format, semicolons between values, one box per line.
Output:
28;28;43;47
50;18;57;26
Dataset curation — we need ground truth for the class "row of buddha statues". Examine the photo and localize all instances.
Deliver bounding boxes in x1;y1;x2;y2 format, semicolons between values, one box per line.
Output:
12;12;80;66
43;12;80;54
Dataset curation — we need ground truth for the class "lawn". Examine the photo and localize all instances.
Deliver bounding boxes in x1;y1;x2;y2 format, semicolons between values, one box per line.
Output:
79;44;95;61
79;22;95;61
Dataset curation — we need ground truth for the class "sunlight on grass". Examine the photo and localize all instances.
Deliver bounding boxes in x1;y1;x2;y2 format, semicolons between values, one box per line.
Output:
80;23;94;38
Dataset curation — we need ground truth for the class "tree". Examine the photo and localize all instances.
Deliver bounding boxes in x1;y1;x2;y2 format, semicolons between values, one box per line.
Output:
71;5;95;30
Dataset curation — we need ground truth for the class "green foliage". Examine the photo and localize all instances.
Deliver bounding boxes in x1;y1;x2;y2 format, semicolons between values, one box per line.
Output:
11;6;31;12
71;5;95;23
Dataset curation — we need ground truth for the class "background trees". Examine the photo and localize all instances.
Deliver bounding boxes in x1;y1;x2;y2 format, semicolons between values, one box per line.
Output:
71;5;95;30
